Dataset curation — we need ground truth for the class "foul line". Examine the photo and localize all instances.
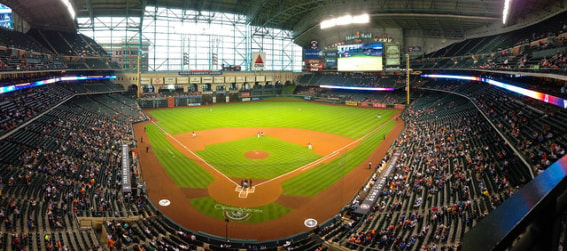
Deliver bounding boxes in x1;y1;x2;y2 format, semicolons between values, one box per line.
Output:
253;118;397;188
150;116;398;192
150;121;240;186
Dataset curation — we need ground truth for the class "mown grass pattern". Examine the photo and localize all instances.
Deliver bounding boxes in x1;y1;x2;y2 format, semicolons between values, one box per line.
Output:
146;101;397;192
145;124;215;188
281;121;396;196
195;136;321;179
148;101;396;139
190;197;292;223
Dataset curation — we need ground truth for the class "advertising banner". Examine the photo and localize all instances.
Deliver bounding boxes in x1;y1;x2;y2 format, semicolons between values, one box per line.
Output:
304;50;324;59
386;44;400;66
152;78;163;85
177;77;189;84
165;77;176;84
246;76;256;82
202;77;213;83
190;77;201;84
140;77;151;85
251;52;266;70
225;76;235;83
214;77;225;83
325;50;338;69
305;59;325;72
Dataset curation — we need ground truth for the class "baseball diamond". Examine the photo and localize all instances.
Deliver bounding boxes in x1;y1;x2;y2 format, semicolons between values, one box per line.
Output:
135;99;403;240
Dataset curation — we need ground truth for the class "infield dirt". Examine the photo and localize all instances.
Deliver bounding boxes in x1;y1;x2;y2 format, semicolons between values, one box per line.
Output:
134;109;403;241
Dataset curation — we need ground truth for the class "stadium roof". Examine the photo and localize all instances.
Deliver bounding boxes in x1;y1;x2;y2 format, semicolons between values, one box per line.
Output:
0;0;562;42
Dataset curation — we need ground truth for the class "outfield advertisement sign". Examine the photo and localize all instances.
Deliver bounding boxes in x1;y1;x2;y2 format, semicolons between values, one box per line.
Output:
386;44;400;66
304;50;324;59
214;77;225;83
225;76;235;83
152;78;163;84
325;50;337;69
251;52;266;70
177;77;189;84
345;101;358;106
202;77;213;83
246;76;256;82
165;77;176;84
305;59;325;72
141;77;151;85
190;77;201;83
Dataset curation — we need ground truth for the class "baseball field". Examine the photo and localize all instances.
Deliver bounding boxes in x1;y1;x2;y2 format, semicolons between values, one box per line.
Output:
134;97;404;241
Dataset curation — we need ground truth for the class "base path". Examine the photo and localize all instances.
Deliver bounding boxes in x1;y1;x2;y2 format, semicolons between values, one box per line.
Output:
134;110;404;241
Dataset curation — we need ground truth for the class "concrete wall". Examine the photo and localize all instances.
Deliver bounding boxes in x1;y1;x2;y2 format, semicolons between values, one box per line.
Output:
114;71;302;93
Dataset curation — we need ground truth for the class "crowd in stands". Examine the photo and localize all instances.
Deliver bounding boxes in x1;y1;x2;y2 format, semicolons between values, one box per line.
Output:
0;84;73;134
421;79;567;174
294;85;406;105
0;80;153;250
317;91;528;250
0;75;566;250
0;81;125;135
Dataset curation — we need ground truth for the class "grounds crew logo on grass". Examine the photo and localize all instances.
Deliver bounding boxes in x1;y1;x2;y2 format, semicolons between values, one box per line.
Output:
215;204;263;221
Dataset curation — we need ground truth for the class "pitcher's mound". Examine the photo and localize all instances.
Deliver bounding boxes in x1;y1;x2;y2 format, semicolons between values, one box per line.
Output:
244;150;269;160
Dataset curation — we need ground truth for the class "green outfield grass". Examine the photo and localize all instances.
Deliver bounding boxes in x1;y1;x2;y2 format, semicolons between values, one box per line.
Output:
281;120;396;196
146;100;397;196
190;197;291;223
145;124;215;188
195;136;321;179
148;100;395;139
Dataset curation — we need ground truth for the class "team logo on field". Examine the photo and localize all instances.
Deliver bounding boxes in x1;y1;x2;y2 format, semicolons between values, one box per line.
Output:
215;204;263;222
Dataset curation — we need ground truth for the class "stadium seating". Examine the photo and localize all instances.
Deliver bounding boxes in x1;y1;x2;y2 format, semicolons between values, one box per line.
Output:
323;91;526;250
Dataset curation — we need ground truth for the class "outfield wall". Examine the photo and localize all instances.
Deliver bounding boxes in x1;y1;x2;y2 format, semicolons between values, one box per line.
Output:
138;94;408;109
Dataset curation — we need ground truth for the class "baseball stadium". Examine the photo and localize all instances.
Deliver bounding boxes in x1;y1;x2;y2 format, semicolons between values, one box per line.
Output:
0;0;567;251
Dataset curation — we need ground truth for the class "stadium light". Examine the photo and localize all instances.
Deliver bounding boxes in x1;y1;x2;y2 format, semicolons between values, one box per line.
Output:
335;15;353;26
320;19;336;29
352;14;369;24
502;0;512;24
320;13;369;29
